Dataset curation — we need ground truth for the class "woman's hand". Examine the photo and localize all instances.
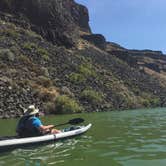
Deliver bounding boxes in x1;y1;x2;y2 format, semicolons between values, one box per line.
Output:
51;129;61;134
39;125;61;134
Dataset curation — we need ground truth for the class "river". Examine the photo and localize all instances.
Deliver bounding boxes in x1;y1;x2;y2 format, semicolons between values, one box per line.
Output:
0;108;166;166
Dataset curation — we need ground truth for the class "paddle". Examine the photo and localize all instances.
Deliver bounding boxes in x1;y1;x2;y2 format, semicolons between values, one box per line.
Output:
54;118;84;127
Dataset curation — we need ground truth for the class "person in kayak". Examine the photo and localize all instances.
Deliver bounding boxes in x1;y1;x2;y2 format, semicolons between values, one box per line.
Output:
16;105;61;137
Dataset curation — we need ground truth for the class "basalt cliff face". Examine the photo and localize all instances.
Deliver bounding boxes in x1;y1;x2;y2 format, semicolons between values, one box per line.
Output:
0;0;91;47
0;0;165;118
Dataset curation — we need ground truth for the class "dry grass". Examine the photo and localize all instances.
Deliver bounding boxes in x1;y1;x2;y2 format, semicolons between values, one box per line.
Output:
32;83;59;102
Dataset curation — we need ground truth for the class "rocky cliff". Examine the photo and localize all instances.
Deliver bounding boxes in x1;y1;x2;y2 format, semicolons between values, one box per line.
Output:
0;0;165;118
0;0;91;47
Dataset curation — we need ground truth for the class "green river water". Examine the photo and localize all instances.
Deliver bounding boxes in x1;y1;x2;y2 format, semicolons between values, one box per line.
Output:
0;108;166;166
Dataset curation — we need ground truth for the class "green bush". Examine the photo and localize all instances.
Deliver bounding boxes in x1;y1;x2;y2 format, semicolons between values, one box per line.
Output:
78;63;96;77
68;73;86;84
149;98;160;106
142;99;151;107
68;63;96;84
25;30;43;40
0;49;15;61
23;43;49;60
142;97;160;107
4;28;18;38
141;92;160;107
18;54;31;64
36;76;53;88
37;48;49;60
55;95;83;114
81;88;104;104
23;43;37;51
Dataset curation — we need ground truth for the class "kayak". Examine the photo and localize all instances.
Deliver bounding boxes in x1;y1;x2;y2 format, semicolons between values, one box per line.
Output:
0;123;92;152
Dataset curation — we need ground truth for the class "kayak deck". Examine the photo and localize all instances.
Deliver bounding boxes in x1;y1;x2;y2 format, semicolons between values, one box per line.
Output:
0;124;92;152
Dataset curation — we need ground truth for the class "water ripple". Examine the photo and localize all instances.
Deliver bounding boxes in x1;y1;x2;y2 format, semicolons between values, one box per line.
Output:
0;108;166;166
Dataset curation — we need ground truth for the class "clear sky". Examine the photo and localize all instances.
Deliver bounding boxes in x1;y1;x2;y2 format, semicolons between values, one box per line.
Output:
76;0;166;53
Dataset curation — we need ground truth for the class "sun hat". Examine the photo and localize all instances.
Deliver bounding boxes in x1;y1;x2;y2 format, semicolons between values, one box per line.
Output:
24;105;39;116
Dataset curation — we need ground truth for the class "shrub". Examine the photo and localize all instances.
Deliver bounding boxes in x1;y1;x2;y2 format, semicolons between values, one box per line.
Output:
142;97;160;107
0;49;15;61
18;54;32;65
149;98;160;106
41;67;50;77
67;62;96;84
1;25;18;38
68;73;86;84
36;76;53;88
61;86;74;97
10;46;20;56
55;95;83;114
23;43;49;60
142;99;151;107
31;83;58;102
78;63;96;77
140;92;160;107
23;43;37;51
43;102;55;114
24;30;43;40
37;48;49;60
81;88;104;104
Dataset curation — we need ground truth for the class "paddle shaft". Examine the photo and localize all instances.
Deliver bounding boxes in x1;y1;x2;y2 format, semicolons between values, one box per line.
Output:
53;118;84;127
54;122;69;127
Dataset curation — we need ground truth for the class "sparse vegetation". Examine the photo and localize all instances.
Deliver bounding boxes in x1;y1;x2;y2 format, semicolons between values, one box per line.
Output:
35;76;53;88
4;28;18;38
24;30;43;40
0;1;165;118
36;47;49;60
78;63;96;77
55;95;83;114
81;88;104;104
141;97;160;107
23;42;37;51
68;73;86;84
23;42;49;60
18;54;31;64
31;83;58;102
68;62;96;84
0;49;15;61
23;43;37;51
0;22;18;38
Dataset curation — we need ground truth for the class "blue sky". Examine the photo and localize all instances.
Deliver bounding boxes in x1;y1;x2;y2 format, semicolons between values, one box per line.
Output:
76;0;166;53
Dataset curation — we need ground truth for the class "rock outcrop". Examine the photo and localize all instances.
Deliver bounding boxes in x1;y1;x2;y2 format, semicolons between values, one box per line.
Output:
0;0;91;47
81;34;106;50
106;43;166;74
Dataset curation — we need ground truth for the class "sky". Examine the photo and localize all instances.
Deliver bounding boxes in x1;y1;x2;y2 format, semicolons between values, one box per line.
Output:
76;0;166;53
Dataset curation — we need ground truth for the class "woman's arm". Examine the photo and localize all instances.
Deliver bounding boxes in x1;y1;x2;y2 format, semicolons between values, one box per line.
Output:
38;125;61;134
40;125;54;130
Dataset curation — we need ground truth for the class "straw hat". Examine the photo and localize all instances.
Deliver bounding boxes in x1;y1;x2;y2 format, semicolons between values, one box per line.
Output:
24;105;39;116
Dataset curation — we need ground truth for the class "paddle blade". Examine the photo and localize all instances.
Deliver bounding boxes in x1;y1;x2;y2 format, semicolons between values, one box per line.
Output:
68;118;84;125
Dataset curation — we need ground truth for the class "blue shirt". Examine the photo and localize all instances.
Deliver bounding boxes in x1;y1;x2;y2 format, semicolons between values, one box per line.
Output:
17;116;43;137
31;117;43;128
